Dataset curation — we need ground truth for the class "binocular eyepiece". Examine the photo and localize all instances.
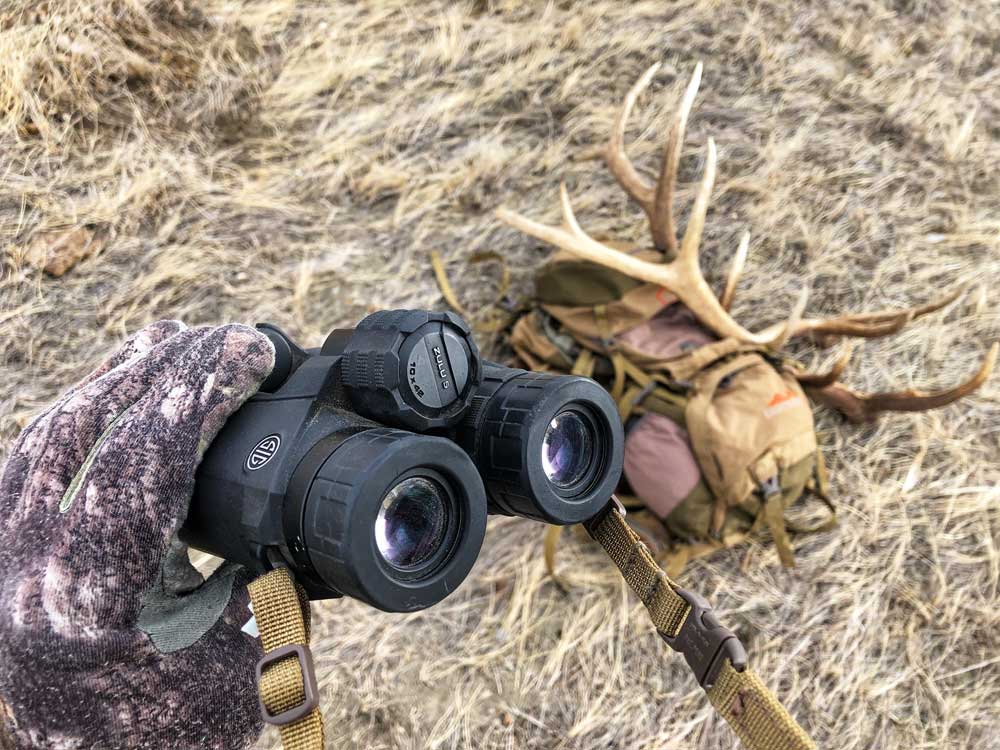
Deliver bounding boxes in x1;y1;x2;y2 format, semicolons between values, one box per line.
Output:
182;310;623;612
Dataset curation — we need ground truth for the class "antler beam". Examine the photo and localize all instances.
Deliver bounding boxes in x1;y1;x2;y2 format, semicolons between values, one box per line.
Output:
760;287;966;345
806;342;997;423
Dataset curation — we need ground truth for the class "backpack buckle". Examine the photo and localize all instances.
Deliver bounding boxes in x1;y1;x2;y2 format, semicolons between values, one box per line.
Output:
256;643;320;725
759;474;781;498
659;587;747;690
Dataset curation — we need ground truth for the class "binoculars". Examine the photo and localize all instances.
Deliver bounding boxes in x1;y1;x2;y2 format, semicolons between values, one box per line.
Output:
181;310;623;613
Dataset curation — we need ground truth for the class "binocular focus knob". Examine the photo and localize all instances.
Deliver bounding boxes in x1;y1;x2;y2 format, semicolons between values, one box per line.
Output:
340;310;482;431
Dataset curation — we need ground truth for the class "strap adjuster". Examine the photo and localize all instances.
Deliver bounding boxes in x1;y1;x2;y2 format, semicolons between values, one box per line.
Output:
660;587;748;690
256;643;320;726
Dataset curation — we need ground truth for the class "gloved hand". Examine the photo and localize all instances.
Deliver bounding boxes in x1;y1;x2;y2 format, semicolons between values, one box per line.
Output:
0;321;275;750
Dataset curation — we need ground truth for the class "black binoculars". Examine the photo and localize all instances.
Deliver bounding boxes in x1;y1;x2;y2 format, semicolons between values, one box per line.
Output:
181;310;623;613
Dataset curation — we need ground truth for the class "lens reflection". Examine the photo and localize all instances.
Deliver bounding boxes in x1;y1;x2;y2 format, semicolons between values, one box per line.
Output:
375;477;447;569
541;410;594;489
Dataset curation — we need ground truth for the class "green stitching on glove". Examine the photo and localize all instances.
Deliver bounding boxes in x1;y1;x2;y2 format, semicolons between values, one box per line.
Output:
58;406;135;514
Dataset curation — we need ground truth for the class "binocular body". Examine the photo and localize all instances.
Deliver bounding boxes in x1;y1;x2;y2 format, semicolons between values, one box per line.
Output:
181;310;623;612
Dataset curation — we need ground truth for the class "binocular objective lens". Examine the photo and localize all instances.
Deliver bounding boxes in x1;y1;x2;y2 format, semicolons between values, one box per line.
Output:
541;410;595;489
375;477;448;569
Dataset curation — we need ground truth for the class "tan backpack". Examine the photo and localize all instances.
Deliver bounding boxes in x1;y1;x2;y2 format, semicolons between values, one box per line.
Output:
508;252;834;573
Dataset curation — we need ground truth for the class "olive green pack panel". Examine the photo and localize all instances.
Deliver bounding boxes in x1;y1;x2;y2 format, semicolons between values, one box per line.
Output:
535;249;675;346
535;247;670;303
535;259;648;307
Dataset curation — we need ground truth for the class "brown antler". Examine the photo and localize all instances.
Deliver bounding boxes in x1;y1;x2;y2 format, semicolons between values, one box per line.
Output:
606;62;703;255
719;231;749;312
792;342;855;387
761;286;966;346
805;343;997;423
496;65;801;347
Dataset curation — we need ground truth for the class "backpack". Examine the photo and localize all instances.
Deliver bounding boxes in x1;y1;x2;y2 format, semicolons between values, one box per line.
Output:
508;251;835;574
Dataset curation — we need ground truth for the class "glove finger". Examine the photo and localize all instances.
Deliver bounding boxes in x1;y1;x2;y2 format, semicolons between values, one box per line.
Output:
0;326;205;535
36;324;273;632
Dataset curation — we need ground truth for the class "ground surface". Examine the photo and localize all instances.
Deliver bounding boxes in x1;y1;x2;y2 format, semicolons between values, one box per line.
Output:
2;1;999;748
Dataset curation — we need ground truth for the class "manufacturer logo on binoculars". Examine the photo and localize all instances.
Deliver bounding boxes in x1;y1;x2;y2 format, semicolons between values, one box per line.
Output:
433;346;451;389
246;434;281;471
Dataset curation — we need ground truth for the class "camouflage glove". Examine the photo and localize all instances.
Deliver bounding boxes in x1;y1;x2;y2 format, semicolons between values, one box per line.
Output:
0;321;275;750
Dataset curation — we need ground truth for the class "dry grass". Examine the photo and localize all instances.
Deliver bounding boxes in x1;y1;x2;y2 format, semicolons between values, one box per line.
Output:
2;1;1000;748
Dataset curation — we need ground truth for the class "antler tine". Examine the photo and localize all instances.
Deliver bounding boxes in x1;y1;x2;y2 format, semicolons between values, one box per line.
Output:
793;342;855;387
606;63;660;226
806;342;997;423
651;62;703;254
760;286;967;344
678;136;716;266
768;287;811;351
834;285;965;325
720;231;749;312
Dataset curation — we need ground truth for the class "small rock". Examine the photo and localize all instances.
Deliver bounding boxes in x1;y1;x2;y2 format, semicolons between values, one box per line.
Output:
25;226;106;277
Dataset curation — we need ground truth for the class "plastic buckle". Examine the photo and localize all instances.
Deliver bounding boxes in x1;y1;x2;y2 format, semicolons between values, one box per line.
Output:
256;644;320;725
759;474;781;498
660;587;748;690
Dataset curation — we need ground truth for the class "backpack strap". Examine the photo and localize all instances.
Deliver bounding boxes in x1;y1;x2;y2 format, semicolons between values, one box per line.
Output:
786;451;837;535
430;249;519;333
750;455;796;568
570;348;596;377
584;500;816;750
663;338;763;382
594;303;627;400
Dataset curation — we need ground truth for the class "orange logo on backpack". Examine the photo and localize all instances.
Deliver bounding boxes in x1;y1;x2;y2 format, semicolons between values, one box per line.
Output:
764;389;803;418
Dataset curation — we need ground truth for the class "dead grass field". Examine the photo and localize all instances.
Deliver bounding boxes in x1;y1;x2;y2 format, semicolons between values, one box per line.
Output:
2;1;1000;748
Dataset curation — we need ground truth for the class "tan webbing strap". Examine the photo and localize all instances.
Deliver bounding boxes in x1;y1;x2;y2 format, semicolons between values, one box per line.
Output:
430;249;514;333
593;304;627;400
762;494;796;568
585;500;815;750
708;661;816;750
571;348;596;377
248;569;325;750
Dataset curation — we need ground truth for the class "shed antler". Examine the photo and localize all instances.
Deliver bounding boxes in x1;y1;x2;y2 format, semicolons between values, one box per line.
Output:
606;62;702;255
497;64;799;348
803;343;997;423
761;286;966;346
497;62;995;420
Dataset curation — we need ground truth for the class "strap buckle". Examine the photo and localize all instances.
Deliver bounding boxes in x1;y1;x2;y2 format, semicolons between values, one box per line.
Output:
759;474;781;498
256;643;320;726
659;587;748;690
